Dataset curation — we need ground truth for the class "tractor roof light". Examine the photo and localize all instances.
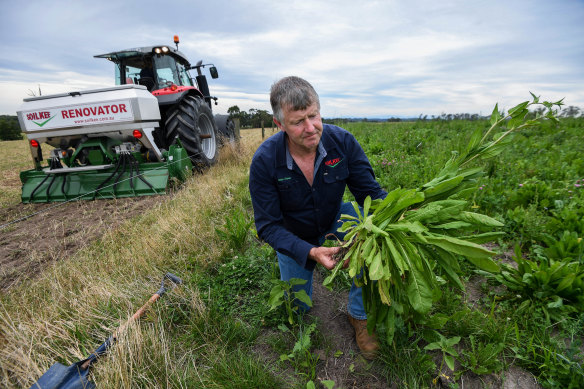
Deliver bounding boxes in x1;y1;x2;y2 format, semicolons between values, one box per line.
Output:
154;46;169;55
133;130;143;139
30;139;39;148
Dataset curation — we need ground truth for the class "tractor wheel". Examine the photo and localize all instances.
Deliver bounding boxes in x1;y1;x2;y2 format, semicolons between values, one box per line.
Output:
164;95;218;169
214;114;238;146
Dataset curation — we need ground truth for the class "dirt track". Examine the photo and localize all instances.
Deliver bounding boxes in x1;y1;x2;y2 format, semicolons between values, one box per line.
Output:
0;195;165;291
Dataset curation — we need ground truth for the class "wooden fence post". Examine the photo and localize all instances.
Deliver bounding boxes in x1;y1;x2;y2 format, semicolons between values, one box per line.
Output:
233;118;240;140
261;120;265;139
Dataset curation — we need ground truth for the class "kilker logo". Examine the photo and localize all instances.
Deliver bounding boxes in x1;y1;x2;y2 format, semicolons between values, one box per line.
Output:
325;158;342;167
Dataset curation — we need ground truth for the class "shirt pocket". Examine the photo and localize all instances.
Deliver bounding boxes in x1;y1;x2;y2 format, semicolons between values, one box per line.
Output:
323;159;349;203
277;178;307;211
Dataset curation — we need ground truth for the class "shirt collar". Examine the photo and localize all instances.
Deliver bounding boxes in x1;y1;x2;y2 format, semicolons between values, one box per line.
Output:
284;135;328;171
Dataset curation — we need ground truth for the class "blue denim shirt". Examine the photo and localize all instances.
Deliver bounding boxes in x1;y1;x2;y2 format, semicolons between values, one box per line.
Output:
249;124;387;270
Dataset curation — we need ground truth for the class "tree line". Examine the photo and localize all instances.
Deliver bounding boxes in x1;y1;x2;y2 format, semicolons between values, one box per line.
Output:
1;105;581;141
0;116;22;141
227;106;273;128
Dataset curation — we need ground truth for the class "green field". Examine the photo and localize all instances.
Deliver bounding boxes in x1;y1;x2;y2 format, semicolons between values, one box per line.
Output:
0;115;583;388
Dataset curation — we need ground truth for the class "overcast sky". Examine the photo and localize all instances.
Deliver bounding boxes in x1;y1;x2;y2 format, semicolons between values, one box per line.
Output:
1;0;582;118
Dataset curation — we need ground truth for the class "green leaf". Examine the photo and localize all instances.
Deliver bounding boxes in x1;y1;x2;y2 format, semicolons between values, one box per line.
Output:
430;221;472;230
385;235;408;274
363;196;372;218
385;221;428;233
508;101;529;117
425;235;500;273
466;127;484;152
289;278;308;286
321;380;335;389
431;247;464;290
268;286;285;309
426;234;494;259
445;354;455;371
459;231;506;244
424;175;465;199
446;336;461;347
369;251;384;280
406;257;433;314
459;211;504;227
547;296;563;309
378;279;392;305
424;341;441;351
294;289;313;307
490;103;501;126
306;380;316;389
556;273;575;293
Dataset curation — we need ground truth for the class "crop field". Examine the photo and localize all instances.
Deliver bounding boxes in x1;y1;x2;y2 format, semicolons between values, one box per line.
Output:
0;115;583;388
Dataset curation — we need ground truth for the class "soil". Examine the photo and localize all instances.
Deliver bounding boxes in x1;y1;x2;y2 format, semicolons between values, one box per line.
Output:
0;195;166;291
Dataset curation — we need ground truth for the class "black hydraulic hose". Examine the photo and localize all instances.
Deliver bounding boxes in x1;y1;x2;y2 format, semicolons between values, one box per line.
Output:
93;156;123;200
112;153;128;194
45;174;57;200
128;154;135;191
45;158;63;200
60;173;68;200
130;154;157;193
29;174;50;202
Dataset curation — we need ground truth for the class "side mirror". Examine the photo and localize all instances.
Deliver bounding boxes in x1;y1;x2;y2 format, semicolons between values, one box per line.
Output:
209;66;219;79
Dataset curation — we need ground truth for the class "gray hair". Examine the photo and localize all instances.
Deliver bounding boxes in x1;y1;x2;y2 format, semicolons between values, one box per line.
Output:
270;76;320;123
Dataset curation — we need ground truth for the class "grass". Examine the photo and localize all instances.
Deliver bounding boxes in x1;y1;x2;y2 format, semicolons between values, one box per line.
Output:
0;139;38;210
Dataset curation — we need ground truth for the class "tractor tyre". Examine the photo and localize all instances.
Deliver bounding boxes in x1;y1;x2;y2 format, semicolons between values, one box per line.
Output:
214;114;238;146
164;95;218;169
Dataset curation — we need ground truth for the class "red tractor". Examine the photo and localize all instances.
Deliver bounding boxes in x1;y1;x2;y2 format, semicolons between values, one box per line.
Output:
95;35;236;169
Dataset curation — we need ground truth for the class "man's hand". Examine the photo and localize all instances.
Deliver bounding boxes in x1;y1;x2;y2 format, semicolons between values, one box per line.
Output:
309;246;349;270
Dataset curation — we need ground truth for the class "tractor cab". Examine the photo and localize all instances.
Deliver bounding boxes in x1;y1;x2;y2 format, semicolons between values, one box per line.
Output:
95;43;219;107
95;46;194;91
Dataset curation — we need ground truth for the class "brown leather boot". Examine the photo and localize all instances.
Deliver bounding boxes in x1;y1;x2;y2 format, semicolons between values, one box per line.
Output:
348;315;379;360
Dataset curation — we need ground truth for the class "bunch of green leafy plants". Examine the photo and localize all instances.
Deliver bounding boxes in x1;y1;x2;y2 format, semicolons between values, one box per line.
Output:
324;94;564;342
215;207;255;251
278;322;319;380
268;278;313;325
481;244;584;322
196;244;277;325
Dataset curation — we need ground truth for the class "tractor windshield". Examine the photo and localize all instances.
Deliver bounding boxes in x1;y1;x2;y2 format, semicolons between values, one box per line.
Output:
113;54;193;91
153;55;193;87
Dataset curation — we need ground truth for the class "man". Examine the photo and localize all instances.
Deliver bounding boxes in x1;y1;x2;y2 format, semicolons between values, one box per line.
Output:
249;76;386;359
139;57;155;91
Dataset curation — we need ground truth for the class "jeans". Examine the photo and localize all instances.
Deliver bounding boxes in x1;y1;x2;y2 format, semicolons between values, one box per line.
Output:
277;202;367;320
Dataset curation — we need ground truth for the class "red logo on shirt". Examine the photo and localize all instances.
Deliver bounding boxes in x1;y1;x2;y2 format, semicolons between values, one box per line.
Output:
325;158;342;167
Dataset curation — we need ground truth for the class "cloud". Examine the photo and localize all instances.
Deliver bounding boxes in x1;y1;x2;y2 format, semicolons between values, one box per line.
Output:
0;0;582;117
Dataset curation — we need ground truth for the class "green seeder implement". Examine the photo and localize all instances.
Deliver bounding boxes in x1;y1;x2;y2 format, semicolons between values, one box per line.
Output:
20;142;192;203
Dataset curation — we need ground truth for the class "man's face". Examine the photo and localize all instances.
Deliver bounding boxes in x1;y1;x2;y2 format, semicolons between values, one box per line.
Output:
275;102;323;154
